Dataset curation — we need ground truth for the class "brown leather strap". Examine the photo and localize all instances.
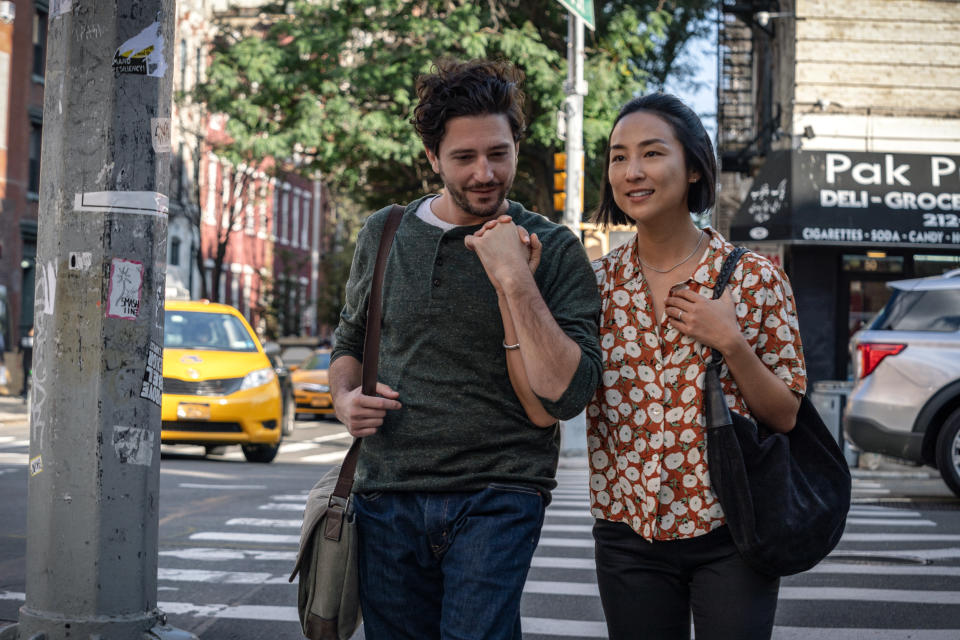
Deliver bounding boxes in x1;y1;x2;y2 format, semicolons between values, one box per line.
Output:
331;204;404;504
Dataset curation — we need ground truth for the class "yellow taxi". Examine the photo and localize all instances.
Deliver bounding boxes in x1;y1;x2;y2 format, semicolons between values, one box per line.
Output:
161;299;283;462
291;349;335;419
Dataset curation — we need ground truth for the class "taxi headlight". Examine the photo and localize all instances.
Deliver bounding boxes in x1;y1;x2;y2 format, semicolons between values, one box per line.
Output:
294;382;330;393
239;367;276;391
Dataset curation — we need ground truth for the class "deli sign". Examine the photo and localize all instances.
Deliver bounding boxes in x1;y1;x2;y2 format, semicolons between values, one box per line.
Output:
731;150;960;246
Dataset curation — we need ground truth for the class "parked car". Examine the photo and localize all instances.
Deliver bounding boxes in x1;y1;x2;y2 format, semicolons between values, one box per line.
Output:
161;300;283;462
291;349;334;420
263;341;296;437
844;268;960;496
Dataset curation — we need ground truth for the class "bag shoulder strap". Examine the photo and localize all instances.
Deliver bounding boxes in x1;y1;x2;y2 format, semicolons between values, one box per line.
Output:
333;204;405;499
710;246;748;364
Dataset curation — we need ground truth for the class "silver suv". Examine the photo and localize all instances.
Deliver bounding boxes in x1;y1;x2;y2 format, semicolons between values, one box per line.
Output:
844;268;960;497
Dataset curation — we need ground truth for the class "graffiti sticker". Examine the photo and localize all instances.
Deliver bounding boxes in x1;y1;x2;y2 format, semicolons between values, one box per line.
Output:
106;258;143;320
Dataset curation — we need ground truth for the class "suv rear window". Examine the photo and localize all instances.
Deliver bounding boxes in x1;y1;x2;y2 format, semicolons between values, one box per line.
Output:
872;289;960;332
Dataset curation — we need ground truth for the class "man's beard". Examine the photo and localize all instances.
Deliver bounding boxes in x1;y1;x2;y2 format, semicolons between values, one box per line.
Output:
443;177;511;220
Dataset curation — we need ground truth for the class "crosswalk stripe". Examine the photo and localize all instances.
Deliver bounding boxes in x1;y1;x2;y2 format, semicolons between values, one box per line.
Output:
545;509;593;518
225;518;301;529
846;517;936;527
537;537;594;548
0;439;29;448
258;503;305;511
530;557;595;570
524;580;599;596
542;524;593;533
550;500;590;508
809;563;960;577
159;547;296;562
310;433;352;444
522;617;606;637
780;587;960;605
278;442;319;453
770;628;960;640
0;453;27;464
270;495;309;502
842;533;960;542
189;532;298;544
178;483;267;490
159;601;299;621
848;510;922;517
829;547;960;562
300;451;347;463
158;568;278;584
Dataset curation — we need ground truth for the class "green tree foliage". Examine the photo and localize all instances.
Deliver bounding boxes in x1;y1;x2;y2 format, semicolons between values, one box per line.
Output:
199;0;713;217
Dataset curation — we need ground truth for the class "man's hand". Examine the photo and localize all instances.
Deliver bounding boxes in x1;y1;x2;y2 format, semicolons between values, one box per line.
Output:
334;382;402;438
465;215;541;289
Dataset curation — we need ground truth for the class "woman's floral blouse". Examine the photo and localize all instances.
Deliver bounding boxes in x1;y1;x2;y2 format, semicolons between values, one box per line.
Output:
586;228;807;541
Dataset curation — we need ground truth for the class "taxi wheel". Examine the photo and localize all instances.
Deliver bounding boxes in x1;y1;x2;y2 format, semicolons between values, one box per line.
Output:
281;392;296;437
241;438;281;463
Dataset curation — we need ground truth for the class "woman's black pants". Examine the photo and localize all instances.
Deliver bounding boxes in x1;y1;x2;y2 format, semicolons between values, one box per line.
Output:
593;519;780;640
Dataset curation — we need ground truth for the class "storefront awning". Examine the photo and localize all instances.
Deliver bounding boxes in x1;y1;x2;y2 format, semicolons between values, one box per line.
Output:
730;150;960;248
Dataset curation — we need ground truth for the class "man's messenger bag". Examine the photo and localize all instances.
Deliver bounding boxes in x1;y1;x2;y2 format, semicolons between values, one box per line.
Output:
288;205;404;640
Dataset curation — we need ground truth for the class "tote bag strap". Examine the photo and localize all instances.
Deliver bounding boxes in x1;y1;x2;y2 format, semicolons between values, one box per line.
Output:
710;246;748;365
332;204;405;500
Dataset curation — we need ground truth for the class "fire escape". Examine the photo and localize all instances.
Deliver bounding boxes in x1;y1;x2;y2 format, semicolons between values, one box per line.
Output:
718;0;781;175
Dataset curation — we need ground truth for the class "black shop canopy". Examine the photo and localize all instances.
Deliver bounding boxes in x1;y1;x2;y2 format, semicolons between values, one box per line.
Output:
730;150;960;248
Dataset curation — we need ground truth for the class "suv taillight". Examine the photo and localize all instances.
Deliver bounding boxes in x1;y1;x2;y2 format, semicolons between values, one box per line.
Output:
857;343;906;378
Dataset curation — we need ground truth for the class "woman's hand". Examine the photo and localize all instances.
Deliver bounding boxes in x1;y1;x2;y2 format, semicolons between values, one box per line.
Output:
665;288;745;356
468;215;542;275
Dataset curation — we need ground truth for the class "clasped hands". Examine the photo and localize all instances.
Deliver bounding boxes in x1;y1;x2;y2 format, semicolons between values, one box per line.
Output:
464;215;541;289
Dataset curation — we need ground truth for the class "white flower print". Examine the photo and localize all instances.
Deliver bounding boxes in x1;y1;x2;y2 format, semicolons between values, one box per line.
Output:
663;430;676;448
744;327;759;341
644;333;658;348
689;496;702;512
633;437;647;454
708;503;725;519
679;428;697;443
626;450;641;464
687;448;701;464
685;364;699;381
617;455;629;470
648;430;664;449
736;302;749;318
623;325;637;341
612;289;630;306
610;346;626;362
610;501;623;515
678;520;696;536
626;499;637;515
619;402;632;417
780;343;797;359
664;327;680;342
606;409;620;424
683;405;698;424
641;521;651;538
664;452;684;469
660;513;676;530
665;407;684;424
671;501;688;516
645;496;657;513
629;387;645;403
633;408;648;426
671;345;691;365
601;333;615;350
625;342;643;358
611;483;622;499
776;324;793;342
619;477;634;496
596;491;611;506
587;403;600;417
603;370;620;387
664;367;681;385
643;461;658;477
680;386;697;404
591;474;607;491
637;364;655;382
591;450;610;469
693;264;710;282
743;273;759;288
682;474;698;488
625;466;641;482
762;352;780;366
614;308;628;327
619;424;633;442
645;383;664;399
587;435;602;449
658;485;675;504
764;314;781;329
619;364;636;380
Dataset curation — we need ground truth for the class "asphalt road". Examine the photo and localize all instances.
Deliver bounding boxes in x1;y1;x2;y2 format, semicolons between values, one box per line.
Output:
2;407;960;639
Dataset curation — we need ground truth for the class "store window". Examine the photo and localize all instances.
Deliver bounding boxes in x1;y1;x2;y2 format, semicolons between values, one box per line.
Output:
33;5;48;80
28;120;42;196
914;254;960;278
170;237;181;267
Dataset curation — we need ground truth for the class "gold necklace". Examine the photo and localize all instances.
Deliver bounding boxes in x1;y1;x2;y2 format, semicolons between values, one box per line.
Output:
638;231;705;274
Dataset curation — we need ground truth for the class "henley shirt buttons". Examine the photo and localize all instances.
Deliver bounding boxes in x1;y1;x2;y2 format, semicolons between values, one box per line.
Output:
433;278;441;288
435;256;443;266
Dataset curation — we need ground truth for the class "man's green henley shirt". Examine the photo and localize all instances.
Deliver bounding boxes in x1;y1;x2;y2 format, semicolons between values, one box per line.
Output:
332;197;601;495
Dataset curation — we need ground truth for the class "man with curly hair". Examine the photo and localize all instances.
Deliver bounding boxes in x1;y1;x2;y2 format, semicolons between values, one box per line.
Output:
330;58;601;638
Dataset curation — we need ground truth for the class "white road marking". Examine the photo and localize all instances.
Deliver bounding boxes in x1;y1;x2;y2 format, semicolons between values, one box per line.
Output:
178;483;267;490
0;439;29;448
848;510;922;518
545;509;594;518
188;532;298;545
841;533;960;542
258;502;305;512
521;617;606;637
780;587;960;605
549;500;590;508
524;580;599;596
0;453;28;464
542;524;593;533
300;451;347;463
537;537;594;548
270;495;309;502
278;442;318;453
311;433;352;444
158;568;276;584
159;468;239;479
159;601;299;621
845;518;936;527
225;518;301;529
771;629;960;640
809;563;960;577
530;557;595;570
158;547;296;562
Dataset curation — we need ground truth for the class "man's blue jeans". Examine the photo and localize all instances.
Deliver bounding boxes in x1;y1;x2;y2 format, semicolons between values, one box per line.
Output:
353;483;546;639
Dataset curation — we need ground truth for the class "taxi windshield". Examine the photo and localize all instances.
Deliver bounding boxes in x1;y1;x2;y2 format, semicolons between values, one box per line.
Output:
163;310;258;352
301;352;331;370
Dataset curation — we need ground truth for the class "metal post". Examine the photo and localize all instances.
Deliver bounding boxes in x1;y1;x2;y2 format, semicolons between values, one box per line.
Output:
12;3;197;639
563;14;587;237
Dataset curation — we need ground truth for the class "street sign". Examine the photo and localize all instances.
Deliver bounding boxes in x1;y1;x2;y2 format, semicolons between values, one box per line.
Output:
554;0;595;30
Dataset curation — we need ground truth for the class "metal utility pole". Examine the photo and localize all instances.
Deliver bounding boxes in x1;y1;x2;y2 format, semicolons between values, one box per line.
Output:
560;6;592;237
7;3;196;639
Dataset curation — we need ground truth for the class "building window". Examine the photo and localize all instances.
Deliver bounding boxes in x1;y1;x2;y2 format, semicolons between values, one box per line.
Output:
179;39;187;91
28;121;42;195
33;7;48;80
170;237;181;267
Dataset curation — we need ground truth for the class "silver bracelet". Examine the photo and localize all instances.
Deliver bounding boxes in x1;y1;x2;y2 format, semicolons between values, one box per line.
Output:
503;341;520;350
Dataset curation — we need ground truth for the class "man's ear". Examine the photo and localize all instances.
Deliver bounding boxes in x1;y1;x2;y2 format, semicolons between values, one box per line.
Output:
424;146;440;174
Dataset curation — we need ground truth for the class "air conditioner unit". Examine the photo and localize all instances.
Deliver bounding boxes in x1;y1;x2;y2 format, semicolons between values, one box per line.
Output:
0;2;14;25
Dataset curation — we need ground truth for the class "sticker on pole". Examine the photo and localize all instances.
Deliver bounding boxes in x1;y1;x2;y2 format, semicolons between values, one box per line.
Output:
113;426;155;466
113;22;167;78
107;258;144;320
29;455;43;476
140;341;163;406
75;191;169;216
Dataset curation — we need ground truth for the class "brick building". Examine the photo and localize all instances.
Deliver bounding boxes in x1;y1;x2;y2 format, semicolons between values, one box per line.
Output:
0;0;45;393
717;0;960;381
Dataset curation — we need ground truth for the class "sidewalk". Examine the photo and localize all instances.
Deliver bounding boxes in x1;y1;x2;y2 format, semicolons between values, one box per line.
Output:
0;393;28;426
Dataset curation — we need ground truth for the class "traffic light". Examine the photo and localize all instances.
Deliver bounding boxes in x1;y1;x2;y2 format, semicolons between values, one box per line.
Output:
553;152;566;212
553;151;584;212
